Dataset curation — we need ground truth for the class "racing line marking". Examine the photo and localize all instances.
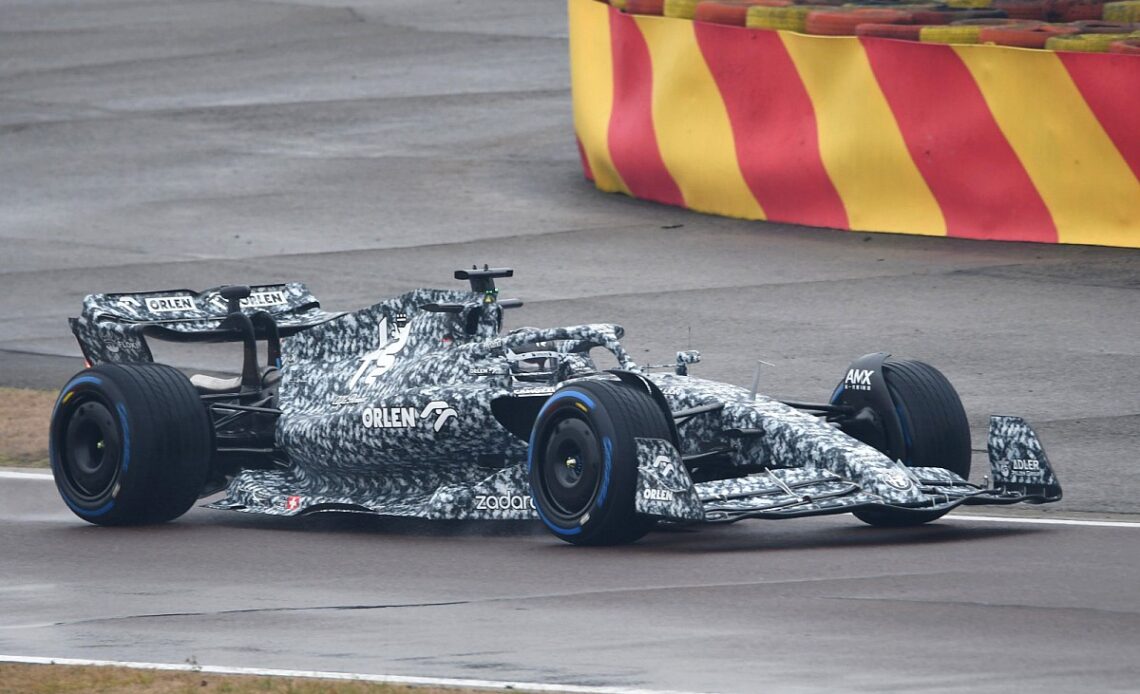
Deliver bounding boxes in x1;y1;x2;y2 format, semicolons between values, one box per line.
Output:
946;514;1140;529
0;470;54;481
0;655;708;694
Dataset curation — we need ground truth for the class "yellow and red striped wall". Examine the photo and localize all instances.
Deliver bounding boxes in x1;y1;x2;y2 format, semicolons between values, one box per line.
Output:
570;0;1140;247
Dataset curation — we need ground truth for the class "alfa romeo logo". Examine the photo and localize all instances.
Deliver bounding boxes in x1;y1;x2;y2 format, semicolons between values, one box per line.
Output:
883;469;913;490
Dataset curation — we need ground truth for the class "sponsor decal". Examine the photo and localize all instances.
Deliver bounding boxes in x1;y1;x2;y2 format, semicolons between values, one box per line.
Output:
285;495;301;511
640;455;691;499
642;488;675;502
1011;458;1041;472
645;455;689;487
241;290;287;308
330;394;366;407
514;386;557;396
145;296;195;313
362;406;417;429
844;368;875;391
421;401;458;431
285;370;315;385
999;458;1042;477
361;400;457;433
349;314;411;388
101;333;135;354
210;290;288;312
470;365;508;377
475;493;535;511
882;468;913;490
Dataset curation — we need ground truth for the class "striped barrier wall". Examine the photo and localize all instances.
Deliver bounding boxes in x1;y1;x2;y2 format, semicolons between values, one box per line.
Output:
569;0;1140;247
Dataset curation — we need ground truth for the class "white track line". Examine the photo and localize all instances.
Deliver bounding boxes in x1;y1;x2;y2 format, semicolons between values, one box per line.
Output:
0;470;52;480
3;470;1137;528
947;514;1140;528
0;655;708;694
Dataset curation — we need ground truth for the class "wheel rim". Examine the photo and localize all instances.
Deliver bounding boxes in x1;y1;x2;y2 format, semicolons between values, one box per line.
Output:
540;415;602;518
59;398;121;501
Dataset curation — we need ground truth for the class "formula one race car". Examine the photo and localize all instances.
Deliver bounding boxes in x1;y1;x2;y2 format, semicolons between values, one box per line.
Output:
50;267;1062;544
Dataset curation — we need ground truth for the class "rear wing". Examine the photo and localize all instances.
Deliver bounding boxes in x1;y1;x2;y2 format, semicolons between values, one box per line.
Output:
71;282;342;365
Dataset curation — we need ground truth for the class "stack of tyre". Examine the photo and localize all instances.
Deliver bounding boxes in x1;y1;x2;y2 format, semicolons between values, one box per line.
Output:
611;0;1140;52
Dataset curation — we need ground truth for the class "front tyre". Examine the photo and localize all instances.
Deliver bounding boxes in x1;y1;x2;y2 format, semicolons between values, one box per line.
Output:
50;363;212;526
529;380;672;545
852;358;971;527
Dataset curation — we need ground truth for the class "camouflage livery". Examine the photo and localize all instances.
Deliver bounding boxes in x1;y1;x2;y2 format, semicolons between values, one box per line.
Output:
61;269;1063;535
71;283;341;365
634;437;703;522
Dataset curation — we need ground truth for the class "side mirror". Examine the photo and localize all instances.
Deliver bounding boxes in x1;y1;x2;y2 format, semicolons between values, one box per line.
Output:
675;350;701;375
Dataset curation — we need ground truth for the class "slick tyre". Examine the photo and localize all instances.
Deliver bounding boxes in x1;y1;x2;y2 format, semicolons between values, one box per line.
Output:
529;380;671;545
853;359;972;528
50;363;212;526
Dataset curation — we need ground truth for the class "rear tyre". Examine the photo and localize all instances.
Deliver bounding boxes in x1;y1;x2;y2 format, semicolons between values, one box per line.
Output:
852;359;971;527
50;363;212;526
529;380;672;545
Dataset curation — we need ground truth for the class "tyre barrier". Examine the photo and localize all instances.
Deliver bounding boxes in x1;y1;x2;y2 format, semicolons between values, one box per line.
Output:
979;21;1077;45
625;0;665;14
746;4;823;29
1103;0;1140;20
1059;0;1110;21
577;0;1140;247
664;0;701;18
805;8;913;34
1070;18;1135;28
857;22;926;38
1110;35;1140;48
946;0;995;7
909;8;1008;22
624;0;1139;44
994;0;1053;18
1045;29;1138;47
919;22;992;41
695;1;765;26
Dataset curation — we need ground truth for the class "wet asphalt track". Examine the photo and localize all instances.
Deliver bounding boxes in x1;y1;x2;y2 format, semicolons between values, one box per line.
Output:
1;0;1139;691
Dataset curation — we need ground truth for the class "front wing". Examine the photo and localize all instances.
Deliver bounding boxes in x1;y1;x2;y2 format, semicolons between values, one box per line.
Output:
636;415;1062;523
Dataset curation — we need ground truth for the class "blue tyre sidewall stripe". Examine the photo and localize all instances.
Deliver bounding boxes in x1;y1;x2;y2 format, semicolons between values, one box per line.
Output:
116;403;131;474
528;389;606;537
52;373;120;518
596;437;612;509
51;375;102;420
